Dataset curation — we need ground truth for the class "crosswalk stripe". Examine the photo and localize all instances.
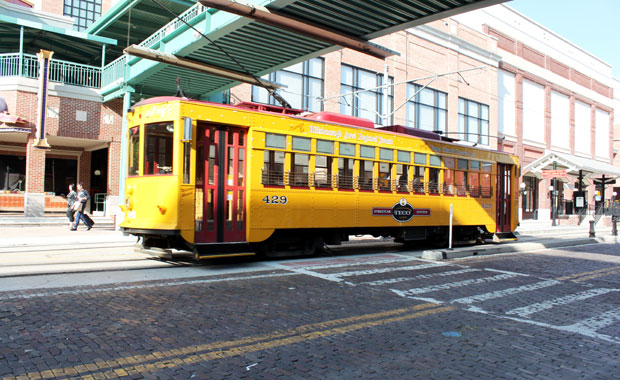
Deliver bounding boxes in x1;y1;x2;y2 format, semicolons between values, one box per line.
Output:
360;268;481;286
391;273;517;296
506;288;620;317
559;307;620;336
450;279;560;305
337;263;450;278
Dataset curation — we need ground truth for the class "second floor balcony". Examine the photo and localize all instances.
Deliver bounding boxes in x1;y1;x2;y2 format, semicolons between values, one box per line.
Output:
0;52;101;89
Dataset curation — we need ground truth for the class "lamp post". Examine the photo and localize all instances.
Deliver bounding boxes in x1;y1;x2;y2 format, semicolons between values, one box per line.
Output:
549;185;557;226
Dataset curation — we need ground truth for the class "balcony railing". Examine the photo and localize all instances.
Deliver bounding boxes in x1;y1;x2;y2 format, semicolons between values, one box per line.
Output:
0;53;101;88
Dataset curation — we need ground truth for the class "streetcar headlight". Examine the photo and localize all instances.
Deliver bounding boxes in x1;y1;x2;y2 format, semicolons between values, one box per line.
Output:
157;205;167;214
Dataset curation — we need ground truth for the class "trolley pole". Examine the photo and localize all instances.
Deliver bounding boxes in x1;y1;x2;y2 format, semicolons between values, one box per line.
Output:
449;204;453;250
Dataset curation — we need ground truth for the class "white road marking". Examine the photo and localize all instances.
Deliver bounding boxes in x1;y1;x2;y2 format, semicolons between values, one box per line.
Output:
450;280;561;305
392;273;518;296
360;268;482;286
559;307;620;337
337;263;450;278
0;272;296;300
506;288;620;317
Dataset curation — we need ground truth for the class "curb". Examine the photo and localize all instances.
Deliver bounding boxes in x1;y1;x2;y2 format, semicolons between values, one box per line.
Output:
421;235;616;260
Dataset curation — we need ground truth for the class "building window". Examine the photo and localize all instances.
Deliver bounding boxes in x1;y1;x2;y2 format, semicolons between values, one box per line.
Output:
340;65;393;125
64;0;102;31
252;58;324;111
406;84;447;133
458;98;489;145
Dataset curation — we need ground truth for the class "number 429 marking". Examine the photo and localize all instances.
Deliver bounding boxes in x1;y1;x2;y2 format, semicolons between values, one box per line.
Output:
262;195;288;204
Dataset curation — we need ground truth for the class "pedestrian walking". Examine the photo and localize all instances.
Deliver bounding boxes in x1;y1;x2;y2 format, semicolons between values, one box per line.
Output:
66;183;78;228
71;182;94;231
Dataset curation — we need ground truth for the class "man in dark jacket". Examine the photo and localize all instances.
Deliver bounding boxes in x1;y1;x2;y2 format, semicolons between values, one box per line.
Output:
71;182;94;231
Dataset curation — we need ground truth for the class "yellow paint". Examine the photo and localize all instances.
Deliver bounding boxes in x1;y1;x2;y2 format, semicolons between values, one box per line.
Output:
122;99;519;248
556;266;620;282
13;303;452;379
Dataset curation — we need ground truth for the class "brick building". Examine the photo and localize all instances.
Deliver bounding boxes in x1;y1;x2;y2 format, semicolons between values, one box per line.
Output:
0;0;121;216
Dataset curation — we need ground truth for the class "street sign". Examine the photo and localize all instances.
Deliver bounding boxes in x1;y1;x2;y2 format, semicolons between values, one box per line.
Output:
541;169;567;179
593;178;616;185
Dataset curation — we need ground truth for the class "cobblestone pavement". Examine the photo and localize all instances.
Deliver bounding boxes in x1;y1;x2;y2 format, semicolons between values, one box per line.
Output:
0;243;619;379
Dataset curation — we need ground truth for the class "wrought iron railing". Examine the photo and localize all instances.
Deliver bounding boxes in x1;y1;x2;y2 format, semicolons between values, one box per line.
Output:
0;53;101;88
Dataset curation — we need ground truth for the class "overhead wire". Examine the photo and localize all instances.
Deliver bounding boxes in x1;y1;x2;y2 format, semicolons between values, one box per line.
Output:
148;0;292;108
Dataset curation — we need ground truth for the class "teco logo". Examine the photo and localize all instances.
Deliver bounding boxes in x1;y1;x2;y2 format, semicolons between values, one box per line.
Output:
392;199;414;222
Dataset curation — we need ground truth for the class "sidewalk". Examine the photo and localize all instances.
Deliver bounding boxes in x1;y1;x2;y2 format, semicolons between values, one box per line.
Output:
0;214;134;247
1;214;615;252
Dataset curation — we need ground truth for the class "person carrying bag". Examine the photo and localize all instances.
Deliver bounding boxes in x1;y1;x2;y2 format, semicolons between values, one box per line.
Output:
71;182;95;231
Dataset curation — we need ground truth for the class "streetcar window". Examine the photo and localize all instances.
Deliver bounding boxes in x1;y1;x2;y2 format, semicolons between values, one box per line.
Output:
429;155;441;167
266;133;286;149
470;160;480;171
292;136;311;151
291;153;309;186
413;166;425;193
128;127;139;176
317;139;334;154
481;171;492;198
456;170;467;196
443;157;455;194
458;159;468;170
428;167;440;194
238;148;244;186
360;145;375;159
144;122;173;175
359;160;374;190
469;171;480;197
340;143;355;157
397;151;411;163
444;167;455;195
378;162;391;191
315;155;332;188
444;157;455;169
338;158;354;189
183;141;191;184
263;150;285;186
414;153;426;165
481;162;492;172
380;148;393;161
396;164;409;192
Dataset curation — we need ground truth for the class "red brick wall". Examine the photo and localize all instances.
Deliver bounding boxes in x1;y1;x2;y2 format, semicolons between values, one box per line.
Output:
40;0;63;15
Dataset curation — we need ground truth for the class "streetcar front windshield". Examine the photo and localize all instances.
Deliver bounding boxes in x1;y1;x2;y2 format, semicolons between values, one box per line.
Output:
144;122;174;175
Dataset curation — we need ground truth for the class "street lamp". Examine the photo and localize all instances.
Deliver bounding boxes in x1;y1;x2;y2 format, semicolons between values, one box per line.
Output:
519;182;526;196
549;185;557;226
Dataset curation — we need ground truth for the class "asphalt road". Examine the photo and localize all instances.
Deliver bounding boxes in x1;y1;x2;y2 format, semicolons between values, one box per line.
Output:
0;241;619;379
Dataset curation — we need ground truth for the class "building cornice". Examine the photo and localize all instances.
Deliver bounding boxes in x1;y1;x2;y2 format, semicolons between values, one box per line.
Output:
408;24;501;67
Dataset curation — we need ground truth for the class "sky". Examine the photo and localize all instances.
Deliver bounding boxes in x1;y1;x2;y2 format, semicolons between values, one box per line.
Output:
508;0;620;79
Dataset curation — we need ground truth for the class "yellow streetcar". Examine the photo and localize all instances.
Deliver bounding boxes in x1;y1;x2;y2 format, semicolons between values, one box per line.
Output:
120;96;519;259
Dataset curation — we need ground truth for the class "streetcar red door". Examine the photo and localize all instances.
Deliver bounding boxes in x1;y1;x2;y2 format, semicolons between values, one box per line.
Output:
496;164;512;233
195;124;246;243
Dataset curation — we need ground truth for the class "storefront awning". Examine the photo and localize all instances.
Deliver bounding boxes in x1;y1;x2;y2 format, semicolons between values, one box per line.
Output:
523;151;620;180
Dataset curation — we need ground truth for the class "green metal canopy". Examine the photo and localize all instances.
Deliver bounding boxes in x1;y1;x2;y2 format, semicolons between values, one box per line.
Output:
86;0;195;61
92;0;507;101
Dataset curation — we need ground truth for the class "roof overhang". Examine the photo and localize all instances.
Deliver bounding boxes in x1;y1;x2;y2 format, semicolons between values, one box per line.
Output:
523;151;620;180
0;13;117;65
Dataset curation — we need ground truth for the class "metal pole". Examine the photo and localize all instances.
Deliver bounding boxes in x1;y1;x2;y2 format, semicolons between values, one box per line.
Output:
449;204;453;250
552;161;557;226
18;26;24;77
383;64;389;126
